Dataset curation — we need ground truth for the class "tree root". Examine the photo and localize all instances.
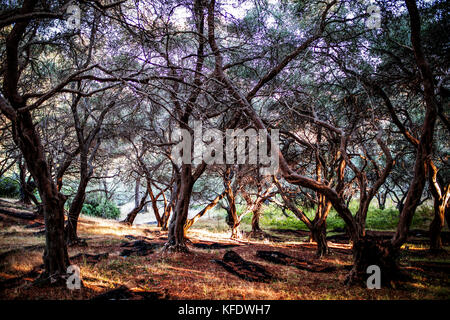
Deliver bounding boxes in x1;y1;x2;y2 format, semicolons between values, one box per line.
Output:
162;242;190;253
344;237;407;288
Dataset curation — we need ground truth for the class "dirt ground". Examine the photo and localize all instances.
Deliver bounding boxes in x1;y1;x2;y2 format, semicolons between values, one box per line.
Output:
0;199;449;300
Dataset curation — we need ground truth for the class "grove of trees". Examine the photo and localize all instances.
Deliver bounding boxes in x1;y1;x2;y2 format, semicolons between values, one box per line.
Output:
0;0;448;287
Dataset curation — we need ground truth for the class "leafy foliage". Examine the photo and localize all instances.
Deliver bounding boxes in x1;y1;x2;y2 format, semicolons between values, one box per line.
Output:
81;196;121;219
0;177;20;198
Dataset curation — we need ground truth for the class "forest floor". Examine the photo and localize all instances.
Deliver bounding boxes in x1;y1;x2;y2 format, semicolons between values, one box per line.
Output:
0;198;449;300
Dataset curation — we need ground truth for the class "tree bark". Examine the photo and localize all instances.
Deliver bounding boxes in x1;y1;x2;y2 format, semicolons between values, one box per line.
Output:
428;161;450;251
251;210;261;234
310;222;329;257
347;0;440;285
184;191;226;235
18;159;31;205
224;167;240;239
134;177;141;208
123;189;148;225
147;181;162;227
430;203;447;251
310;198;332;257
18;157;39;206
161;203;172;231
0;0;70;284
160;189;171;230
161;181;177;231
445;203;450;231
344;237;401;287
65;177;89;245
391;0;438;249
242;191;261;237
165;165;193;252
15;111;70;284
376;192;387;210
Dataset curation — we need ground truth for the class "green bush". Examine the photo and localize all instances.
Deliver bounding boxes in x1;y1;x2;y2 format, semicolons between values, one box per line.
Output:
0;177;20;198
240;202;433;232
365;208;400;230
81;196;120;219
412;205;434;229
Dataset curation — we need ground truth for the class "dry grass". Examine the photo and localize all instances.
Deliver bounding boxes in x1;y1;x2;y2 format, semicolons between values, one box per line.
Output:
0;202;449;300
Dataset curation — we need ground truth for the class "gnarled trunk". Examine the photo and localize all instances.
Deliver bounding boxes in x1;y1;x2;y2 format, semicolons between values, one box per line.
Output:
224;168;240;239
0;0;71;285
446;203;450;231
184;190;226;235
165;166;193;252
347;0;439;286
161;206;171;231
43;193;70;282
16;112;70;284
249;201;265;239
376;191;387;210
428;160;450;252
18;158;38;206
223;200;240;239
65;175;90;245
345;237;402;287
147;181;162;227
429;198;449;251
123;189;148;225
310;222;329;257
18;159;31;205
251;211;261;234
162;182;177;231
226;208;240;239
160;190;171;230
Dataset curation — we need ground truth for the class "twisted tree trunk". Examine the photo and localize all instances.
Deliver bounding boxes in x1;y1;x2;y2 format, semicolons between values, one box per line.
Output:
166;165;193;252
65;177;89;245
184;191;226;236
427;160;450;251
18;159;31;205
0;0;70;284
347;0;439;285
123;189;148;225
251;210;262;234
160;190;171;230
161;181;177;231
310;222;329;257
223;167;240;239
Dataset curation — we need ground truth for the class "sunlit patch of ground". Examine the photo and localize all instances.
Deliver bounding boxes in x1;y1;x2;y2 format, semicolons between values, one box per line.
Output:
0;199;449;300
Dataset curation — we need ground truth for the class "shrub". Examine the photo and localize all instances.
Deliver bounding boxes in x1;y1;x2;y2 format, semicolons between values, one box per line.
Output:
412;205;434;229
366;208;399;230
0;177;20;198
81;196;121;219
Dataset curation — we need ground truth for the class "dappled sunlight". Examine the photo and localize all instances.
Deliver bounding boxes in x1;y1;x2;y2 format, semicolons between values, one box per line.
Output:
2;252;42;274
0;194;449;300
77;216;160;239
0;0;448;305
79;267;125;290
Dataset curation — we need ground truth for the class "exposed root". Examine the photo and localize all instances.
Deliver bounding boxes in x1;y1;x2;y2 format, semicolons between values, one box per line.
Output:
213;250;273;282
344;237;408;288
162;242;190;253
66;238;88;247
32;271;73;288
